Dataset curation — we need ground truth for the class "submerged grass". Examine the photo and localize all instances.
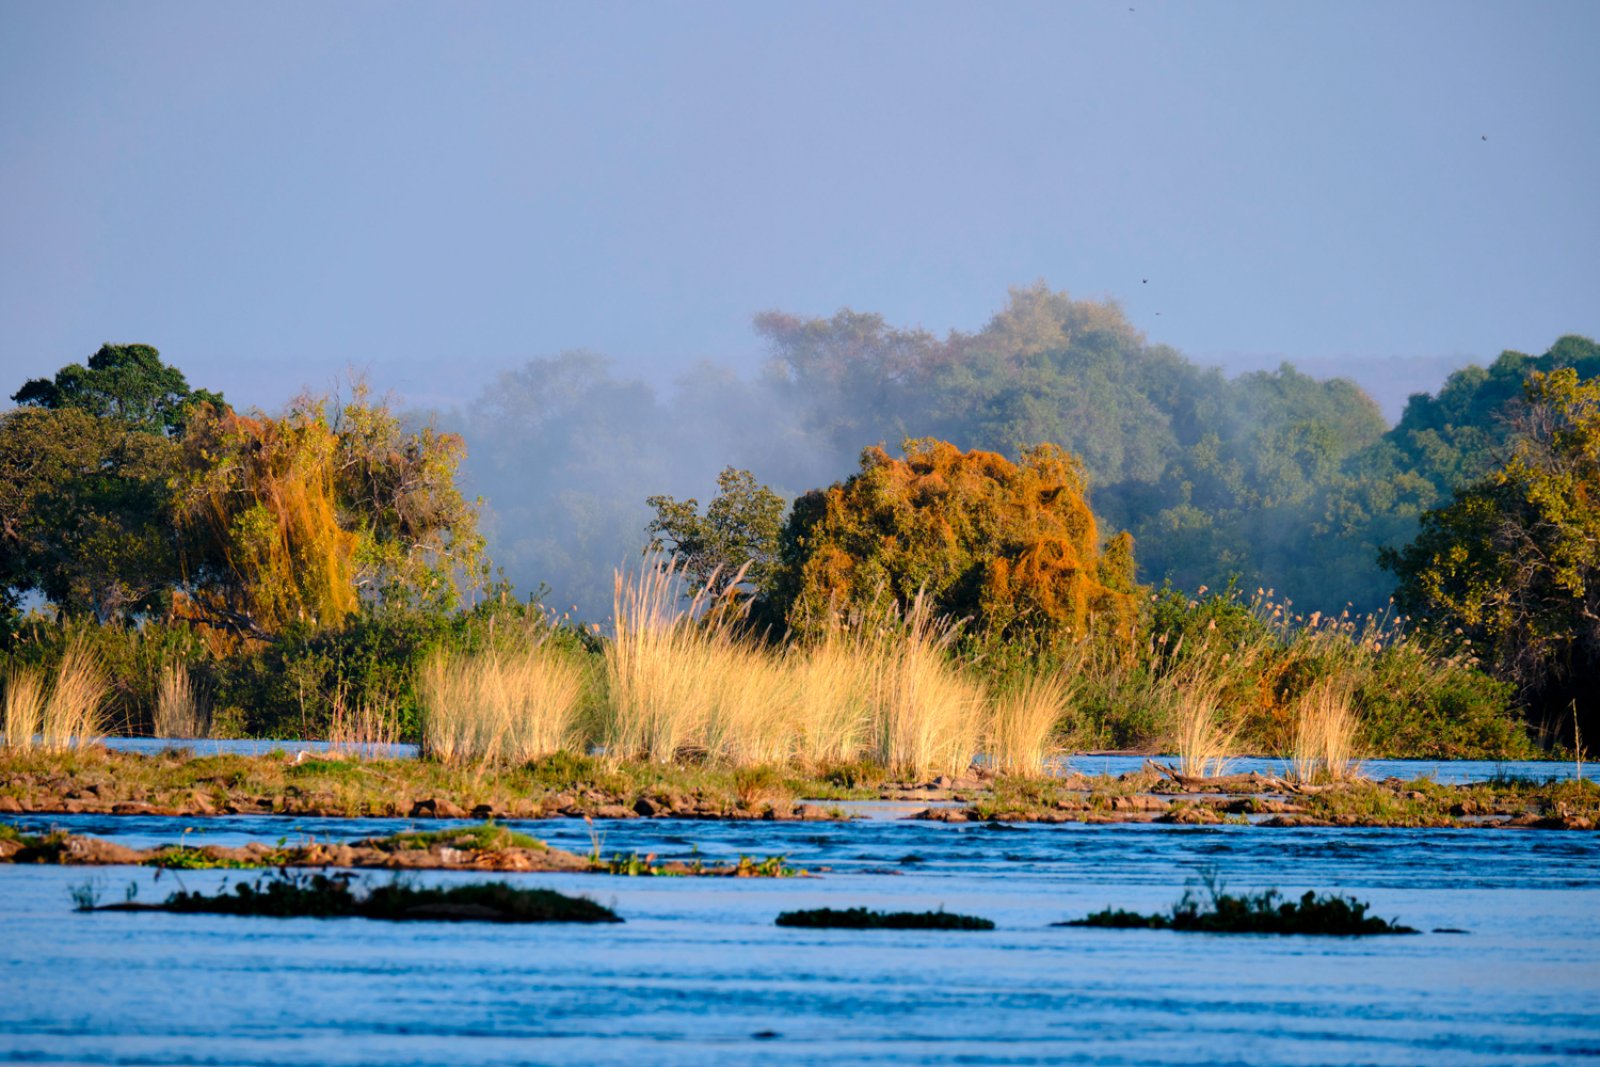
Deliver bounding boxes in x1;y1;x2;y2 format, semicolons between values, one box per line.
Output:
1067;879;1416;936
775;906;994;930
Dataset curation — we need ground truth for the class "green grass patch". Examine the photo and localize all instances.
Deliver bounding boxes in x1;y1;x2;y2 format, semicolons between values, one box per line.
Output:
375;823;546;852
87;871;620;923
1064;874;1415;935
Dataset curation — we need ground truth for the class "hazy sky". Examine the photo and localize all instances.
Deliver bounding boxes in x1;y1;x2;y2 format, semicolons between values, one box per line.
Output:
2;1;1596;416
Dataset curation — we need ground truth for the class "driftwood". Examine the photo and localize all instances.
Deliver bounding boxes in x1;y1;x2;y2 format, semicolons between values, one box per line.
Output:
1145;760;1298;793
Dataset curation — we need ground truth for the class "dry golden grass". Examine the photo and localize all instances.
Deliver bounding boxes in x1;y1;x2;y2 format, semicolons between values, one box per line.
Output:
38;642;110;751
1160;643;1243;779
602;557;723;762
2;669;45;750
153;663;211;739
788;631;876;767
987;670;1075;775
419;643;587;764
328;689;401;755
1289;676;1362;783
868;595;985;780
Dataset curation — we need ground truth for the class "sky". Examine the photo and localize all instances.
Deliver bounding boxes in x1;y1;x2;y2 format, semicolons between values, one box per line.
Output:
1;0;1596;420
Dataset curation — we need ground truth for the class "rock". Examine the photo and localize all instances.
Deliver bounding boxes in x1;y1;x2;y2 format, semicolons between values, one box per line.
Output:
470;804;496;820
1110;795;1169;813
633;797;662;818
592;804;635;819
112;802;158;815
930;775;955;790
1157;806;1222;825
59;835;144;865
0;796;23;813
410;798;467;819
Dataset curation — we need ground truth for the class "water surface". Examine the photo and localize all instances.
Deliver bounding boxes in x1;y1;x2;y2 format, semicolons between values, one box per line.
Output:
2;813;1596;1065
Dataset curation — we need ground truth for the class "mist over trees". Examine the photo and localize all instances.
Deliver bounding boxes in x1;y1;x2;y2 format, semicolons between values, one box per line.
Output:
453;285;1596;625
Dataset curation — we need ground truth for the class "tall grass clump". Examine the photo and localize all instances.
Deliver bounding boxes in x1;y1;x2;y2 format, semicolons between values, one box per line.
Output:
787;628;877;766
34;642;110;750
602;556;724;762
418;642;587;764
153;663;212;739
869;595;985;780
1289;676;1361;783
2;670;46;750
1156;637;1253;779
328;689;401;755
987;670;1075;775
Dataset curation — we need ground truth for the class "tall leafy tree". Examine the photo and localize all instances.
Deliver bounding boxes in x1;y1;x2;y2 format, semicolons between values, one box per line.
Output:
1385;368;1600;741
12;343;225;436
646;467;786;598
0;407;181;621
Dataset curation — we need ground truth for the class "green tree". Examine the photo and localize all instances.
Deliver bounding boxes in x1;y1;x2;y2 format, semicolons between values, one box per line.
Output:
1384;368;1600;741
0;407;181;620
12;343;225;436
646;467;786;599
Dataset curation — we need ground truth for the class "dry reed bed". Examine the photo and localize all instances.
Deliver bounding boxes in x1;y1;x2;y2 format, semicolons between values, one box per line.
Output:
2;642;108;752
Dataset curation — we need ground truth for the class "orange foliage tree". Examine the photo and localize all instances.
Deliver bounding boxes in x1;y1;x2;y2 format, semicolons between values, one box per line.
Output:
774;438;1141;646
173;389;485;646
175;405;359;641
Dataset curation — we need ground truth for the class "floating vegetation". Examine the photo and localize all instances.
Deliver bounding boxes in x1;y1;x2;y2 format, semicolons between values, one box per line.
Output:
776;906;993;930
1062;873;1416;935
594;851;806;877
84;871;621;924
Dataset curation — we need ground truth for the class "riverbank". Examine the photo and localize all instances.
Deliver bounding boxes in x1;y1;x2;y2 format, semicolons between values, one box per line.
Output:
1;747;1594;830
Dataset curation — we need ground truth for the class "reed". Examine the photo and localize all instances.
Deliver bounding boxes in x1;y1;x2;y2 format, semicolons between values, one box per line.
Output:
153;663;211;739
987;670;1074;775
703;639;797;766
869;595;985;780
328;689;400;755
2;670;45;750
37;642;110;751
601;557;722;762
1289;676;1361;783
1161;645;1242;779
418;642;587;764
788;630;877;767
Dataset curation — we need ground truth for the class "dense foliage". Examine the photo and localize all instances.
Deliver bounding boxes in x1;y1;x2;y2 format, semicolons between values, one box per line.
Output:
459;287;1595;623
1386;368;1600;741
772;439;1139;647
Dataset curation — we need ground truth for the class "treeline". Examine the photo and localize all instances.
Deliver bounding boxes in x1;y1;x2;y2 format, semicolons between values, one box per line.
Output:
450;284;1600;623
2;293;1596;749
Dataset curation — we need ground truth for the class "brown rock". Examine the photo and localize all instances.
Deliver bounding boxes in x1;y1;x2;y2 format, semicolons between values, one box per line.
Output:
633;797;662;818
410;798;468;819
470;804;496;820
59;835;144;866
112;802;158;815
592;804;636;819
0;796;23;814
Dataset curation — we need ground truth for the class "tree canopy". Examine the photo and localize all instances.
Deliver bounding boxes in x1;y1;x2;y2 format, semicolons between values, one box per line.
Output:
772;438;1141;647
12;343;225;436
1385;367;1600;741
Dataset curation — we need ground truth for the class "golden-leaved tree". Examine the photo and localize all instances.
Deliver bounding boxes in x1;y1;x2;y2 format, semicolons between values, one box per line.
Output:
175;390;484;646
775;438;1140;646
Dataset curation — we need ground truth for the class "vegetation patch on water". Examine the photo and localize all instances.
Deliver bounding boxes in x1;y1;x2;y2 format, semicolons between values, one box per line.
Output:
83;870;621;924
1063;874;1416;935
776;906;994;930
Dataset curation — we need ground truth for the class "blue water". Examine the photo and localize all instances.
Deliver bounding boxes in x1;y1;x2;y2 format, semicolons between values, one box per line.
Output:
2;811;1597;1065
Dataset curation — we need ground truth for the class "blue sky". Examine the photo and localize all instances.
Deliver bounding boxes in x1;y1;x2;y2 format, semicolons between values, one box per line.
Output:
2;1;1595;417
